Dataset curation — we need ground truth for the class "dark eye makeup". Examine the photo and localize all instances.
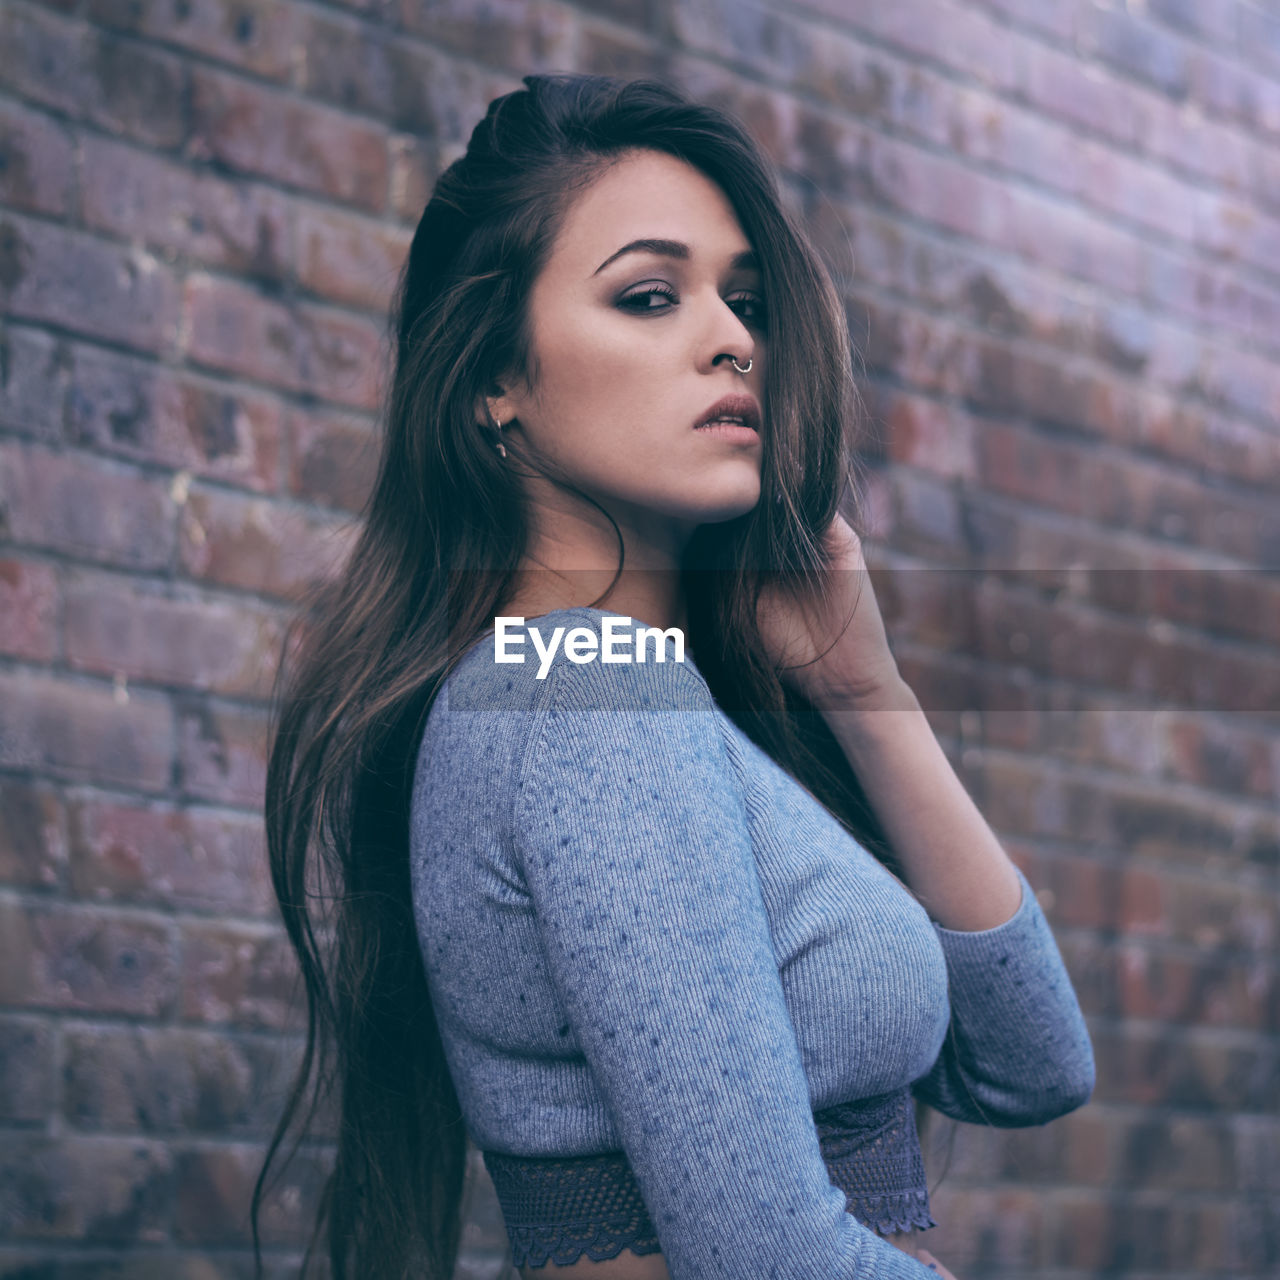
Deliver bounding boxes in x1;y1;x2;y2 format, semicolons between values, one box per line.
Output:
617;285;767;326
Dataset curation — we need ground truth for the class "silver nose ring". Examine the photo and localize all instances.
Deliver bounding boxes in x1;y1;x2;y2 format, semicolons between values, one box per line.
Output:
731;357;752;374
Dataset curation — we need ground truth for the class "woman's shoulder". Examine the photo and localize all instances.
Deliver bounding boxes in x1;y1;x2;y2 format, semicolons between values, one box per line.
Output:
443;606;714;714
413;606;727;834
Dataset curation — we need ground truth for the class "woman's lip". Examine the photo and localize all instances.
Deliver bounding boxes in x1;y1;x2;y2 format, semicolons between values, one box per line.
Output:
693;420;761;443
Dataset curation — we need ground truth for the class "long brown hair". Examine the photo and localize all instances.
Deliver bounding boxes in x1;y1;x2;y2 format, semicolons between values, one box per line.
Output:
251;71;912;1280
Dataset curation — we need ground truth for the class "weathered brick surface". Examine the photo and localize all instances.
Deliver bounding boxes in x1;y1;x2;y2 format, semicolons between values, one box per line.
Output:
66;793;273;917
178;920;305;1032
2;0;1278;1274
172;1140;330;1247
63;568;289;697
0;776;65;890
0;213;182;355
0;556;57;661
66;343;284;491
0;325;70;442
188;65;389;211
285;404;378;511
0;898;176;1018
175;696;269;808
61;1022;302;1136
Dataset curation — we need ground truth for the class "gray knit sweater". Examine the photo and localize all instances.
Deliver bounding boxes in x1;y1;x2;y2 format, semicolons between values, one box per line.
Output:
410;608;1095;1278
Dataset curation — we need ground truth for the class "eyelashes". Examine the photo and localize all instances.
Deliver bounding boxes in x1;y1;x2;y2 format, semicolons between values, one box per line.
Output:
617;285;768;327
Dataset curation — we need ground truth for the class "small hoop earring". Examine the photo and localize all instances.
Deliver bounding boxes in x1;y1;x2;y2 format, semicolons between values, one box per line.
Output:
493;416;507;458
731;357;752;374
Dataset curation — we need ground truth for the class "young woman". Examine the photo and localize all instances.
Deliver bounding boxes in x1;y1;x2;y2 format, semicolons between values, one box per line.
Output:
254;73;1095;1280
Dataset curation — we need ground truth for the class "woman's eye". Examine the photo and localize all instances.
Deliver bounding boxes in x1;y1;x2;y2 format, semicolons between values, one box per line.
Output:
617;286;678;311
617;287;767;325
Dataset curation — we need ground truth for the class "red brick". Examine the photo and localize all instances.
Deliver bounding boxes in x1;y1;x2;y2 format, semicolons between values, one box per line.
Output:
1235;1118;1280;1192
67;794;272;917
869;560;975;650
1039;852;1168;937
0;556;57;661
0;670;173;793
290;7;398;120
889;466;964;556
178;481;357;599
1060;932;1274;1031
388;132;437;222
0;1016;55;1123
919;1184;1044;1271
0;324;70;441
997;1107;1117;1186
1052;1193;1253;1272
1041;700;1170;780
0;99;73;216
286;404;378;512
1200;338;1280;432
294;201;410;311
1089;456;1280;562
0;777;65;891
1103;781;1278;870
0;1;188;149
1136;396;1280;494
183;273;383;409
0;898;176;1018
182;273;299;392
0;214;182;355
975;419;1090;515
179;921;303;1031
967;576;1271;711
189;64;389;211
1239;4;1280;81
79;133;292;284
1148;0;1237;44
1191;42;1280;142
397;0;576;81
173;1140;330;1246
64;568;288;696
176;697;269;808
1017;37;1146;146
1153;93;1254;194
1090;1021;1280;1111
0;1248;307;1277
0;1136;172;1244
1163;869;1279;953
0;439;177;570
66;344;282;491
61;1022;310;1137
1080;5;1193;98
791;0;1019;95
85;0;300;81
875;385;976;481
1165;713;1278;801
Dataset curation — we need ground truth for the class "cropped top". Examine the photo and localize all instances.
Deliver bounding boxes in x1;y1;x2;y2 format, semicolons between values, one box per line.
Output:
409;608;1096;1279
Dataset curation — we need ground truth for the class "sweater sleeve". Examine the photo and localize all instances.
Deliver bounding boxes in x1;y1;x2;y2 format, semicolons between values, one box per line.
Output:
909;865;1096;1126
513;649;940;1279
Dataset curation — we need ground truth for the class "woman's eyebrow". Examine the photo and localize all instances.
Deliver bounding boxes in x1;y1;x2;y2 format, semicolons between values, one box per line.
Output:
592;238;759;276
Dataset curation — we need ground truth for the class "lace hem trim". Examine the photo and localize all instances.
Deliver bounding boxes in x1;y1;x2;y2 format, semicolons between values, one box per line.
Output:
508;1221;664;1268
848;1187;939;1236
504;1196;935;1268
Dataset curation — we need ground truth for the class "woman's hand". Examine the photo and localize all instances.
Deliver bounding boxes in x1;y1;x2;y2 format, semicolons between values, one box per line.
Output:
754;513;905;712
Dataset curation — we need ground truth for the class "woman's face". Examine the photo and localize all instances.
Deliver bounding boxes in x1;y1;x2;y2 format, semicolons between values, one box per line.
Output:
491;148;767;536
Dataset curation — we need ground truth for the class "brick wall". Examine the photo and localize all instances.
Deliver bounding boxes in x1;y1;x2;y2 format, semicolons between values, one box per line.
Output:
1;0;1277;1276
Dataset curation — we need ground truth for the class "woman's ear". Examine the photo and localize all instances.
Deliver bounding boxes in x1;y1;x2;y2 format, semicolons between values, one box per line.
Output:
475;373;521;428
